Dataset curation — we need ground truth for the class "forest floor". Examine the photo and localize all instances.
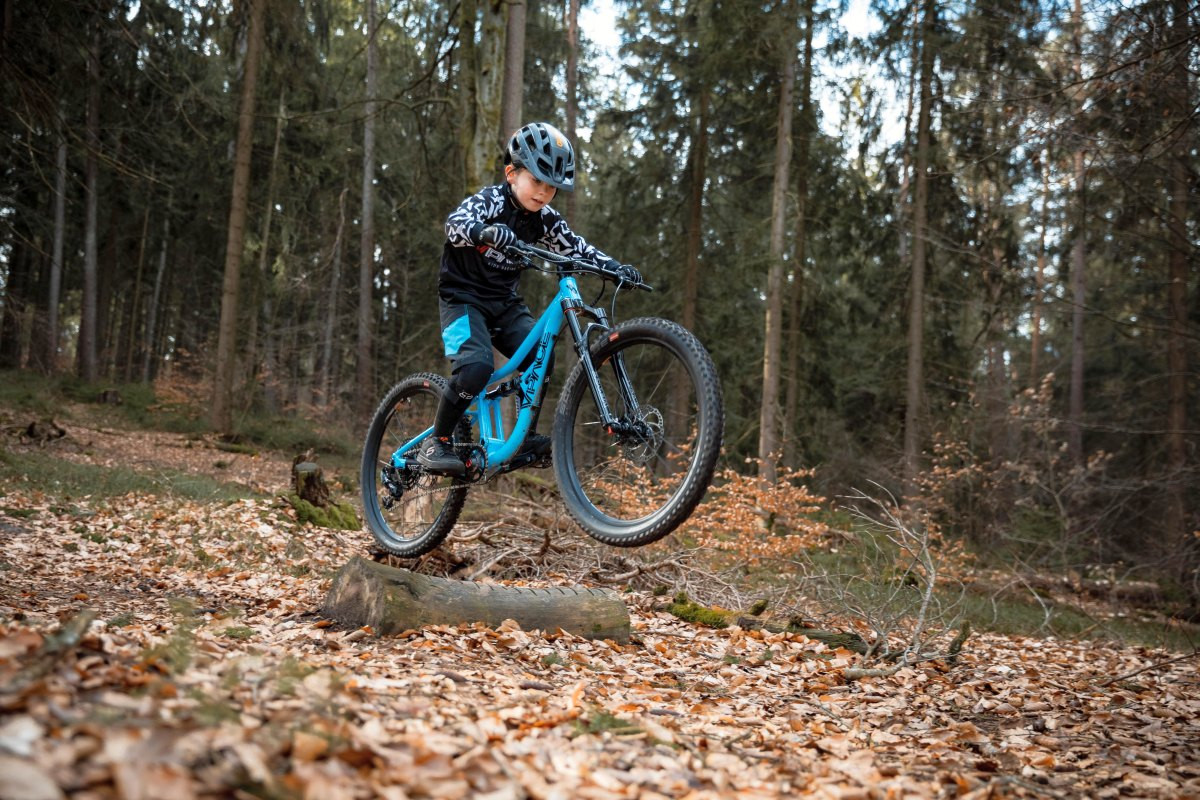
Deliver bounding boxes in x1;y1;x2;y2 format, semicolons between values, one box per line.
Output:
0;402;1198;799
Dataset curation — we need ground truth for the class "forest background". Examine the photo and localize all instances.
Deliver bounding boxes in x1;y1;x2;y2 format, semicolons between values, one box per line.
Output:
0;0;1196;597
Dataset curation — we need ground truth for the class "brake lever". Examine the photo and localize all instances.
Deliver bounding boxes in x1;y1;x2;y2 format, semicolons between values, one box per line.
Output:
606;265;654;293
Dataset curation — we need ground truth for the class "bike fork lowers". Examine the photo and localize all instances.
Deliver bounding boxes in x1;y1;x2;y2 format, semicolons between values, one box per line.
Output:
562;297;641;435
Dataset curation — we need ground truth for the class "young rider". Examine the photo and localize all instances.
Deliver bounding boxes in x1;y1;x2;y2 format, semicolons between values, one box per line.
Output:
416;122;640;476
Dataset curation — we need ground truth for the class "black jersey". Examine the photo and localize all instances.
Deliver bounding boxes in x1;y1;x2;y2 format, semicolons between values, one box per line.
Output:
440;183;608;303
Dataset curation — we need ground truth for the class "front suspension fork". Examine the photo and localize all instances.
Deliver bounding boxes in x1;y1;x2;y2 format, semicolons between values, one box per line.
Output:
562;299;643;437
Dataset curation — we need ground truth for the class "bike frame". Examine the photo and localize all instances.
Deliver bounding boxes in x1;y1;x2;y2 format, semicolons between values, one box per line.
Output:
390;267;633;479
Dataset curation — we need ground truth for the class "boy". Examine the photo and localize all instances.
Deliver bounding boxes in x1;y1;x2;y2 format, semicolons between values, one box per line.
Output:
416;122;640;476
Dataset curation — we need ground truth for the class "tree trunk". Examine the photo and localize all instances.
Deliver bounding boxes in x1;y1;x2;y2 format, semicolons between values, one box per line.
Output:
211;0;267;433
903;0;936;494
1031;150;1049;387
357;0;379;420
757;4;796;484
472;0;507;186
320;188;348;408
458;0;479;194
246;91;286;407
79;16;101;383
1067;0;1086;466
501;0;525;140
323;556;631;643
564;0;580;222
1165;0;1191;574
142;214;169;383
97;180;121;378
681;89;708;337
122;203;151;382
44;123;67;374
670;90;709;449
895;0;920;280
784;0;815;468
0;173;34;369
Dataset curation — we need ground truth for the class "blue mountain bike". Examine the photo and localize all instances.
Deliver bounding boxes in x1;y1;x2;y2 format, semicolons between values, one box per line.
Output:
360;242;724;557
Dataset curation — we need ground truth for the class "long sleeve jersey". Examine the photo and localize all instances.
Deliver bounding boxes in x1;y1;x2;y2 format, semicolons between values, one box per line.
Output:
440;183;609;303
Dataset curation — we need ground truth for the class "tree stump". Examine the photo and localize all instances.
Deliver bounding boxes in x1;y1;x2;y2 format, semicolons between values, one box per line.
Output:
292;456;331;507
24;419;66;444
287;454;358;530
323;556;632;643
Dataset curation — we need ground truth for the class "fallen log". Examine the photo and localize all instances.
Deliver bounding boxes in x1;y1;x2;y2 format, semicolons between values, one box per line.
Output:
322;556;631;643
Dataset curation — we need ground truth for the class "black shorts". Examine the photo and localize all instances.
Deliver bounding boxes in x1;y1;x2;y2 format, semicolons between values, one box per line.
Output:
438;296;536;373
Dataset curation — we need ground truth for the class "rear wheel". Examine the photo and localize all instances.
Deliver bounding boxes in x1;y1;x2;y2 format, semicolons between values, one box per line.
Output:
553;317;723;547
360;373;469;557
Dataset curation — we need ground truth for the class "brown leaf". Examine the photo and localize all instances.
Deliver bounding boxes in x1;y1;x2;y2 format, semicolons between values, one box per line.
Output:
291;731;329;762
0;755;64;800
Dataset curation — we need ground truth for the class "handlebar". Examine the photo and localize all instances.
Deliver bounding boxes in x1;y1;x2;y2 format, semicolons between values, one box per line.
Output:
503;241;655;293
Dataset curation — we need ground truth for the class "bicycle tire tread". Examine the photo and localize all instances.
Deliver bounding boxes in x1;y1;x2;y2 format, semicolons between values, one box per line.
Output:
553;317;724;547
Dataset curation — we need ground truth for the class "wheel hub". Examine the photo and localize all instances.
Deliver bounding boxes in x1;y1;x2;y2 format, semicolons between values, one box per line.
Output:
617;406;664;466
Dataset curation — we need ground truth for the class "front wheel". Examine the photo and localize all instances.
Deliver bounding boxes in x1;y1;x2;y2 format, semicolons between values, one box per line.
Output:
360;373;470;557
553;317;724;547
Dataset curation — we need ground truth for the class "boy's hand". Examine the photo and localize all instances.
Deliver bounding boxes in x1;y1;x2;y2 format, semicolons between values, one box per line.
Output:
478;224;517;251
613;263;642;285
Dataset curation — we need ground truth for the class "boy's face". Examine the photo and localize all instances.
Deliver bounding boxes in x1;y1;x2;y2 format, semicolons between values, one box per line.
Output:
506;166;557;212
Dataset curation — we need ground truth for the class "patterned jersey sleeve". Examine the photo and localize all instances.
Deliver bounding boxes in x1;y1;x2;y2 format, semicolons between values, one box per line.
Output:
445;186;506;247
539;208;612;265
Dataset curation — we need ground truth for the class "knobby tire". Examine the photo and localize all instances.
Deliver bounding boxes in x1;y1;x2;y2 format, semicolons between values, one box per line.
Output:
360;373;470;558
553;317;724;547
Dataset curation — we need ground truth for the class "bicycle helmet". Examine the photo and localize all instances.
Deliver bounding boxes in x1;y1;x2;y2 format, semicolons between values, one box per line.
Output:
507;122;575;192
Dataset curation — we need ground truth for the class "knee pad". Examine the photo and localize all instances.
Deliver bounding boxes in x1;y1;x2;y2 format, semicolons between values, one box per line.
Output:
448;361;492;403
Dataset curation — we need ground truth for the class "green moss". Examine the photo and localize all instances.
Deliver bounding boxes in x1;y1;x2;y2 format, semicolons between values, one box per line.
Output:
665;594;731;629
142;598;201;674
286;494;360;530
222;626;256;640
574;710;641;737
214;440;259;456
275;656;317;696
107;612;135;628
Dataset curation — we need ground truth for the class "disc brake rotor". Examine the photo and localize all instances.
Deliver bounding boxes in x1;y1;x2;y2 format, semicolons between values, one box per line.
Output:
620;406;664;466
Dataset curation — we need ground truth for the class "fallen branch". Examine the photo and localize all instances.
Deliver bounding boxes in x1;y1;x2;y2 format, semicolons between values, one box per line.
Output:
3;609;98;694
1098;649;1200;688
589;554;689;585
843;665;902;680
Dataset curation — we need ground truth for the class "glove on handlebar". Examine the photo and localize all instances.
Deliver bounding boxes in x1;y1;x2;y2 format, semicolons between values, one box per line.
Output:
476;223;518;251
614;263;642;285
595;257;640;284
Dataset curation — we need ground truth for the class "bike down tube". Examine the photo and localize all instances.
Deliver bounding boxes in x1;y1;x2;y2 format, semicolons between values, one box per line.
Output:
475;280;572;474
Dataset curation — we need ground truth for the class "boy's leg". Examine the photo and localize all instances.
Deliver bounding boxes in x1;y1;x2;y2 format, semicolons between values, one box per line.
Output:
417;303;494;474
